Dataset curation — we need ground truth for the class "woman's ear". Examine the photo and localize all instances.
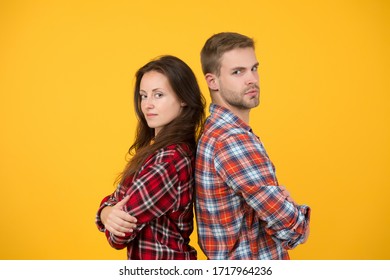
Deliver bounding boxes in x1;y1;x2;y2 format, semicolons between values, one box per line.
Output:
205;73;219;91
181;101;187;107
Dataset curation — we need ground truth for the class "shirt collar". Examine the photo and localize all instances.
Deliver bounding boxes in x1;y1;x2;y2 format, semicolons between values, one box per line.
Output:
209;103;253;132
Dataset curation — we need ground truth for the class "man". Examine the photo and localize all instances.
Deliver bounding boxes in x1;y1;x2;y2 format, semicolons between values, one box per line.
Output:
195;32;310;260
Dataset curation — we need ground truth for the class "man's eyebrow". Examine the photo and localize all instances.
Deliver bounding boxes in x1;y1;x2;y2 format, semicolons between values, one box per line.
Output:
231;66;246;71
231;62;259;71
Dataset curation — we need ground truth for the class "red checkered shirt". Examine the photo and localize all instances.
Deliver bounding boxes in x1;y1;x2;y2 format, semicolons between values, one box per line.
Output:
195;104;311;259
96;143;197;260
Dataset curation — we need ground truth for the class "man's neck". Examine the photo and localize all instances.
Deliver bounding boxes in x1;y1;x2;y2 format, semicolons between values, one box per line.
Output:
212;101;250;125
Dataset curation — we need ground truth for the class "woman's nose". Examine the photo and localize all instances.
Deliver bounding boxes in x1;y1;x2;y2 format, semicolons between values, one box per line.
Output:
143;97;154;109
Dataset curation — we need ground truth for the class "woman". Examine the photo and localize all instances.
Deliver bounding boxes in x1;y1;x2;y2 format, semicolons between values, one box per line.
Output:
95;55;205;260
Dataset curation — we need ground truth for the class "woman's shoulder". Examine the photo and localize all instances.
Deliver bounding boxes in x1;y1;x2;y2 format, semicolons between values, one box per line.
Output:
157;143;193;159
137;144;192;176
143;143;193;167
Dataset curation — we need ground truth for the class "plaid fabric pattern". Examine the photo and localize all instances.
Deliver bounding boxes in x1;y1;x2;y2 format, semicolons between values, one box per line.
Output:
195;104;310;259
96;143;197;260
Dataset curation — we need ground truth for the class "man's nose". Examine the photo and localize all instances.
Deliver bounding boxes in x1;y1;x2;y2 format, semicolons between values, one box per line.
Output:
246;71;259;85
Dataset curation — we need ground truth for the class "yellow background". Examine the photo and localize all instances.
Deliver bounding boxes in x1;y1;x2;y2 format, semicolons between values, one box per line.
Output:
1;0;389;260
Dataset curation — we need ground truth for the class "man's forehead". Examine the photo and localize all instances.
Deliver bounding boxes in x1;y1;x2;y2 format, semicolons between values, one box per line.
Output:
220;48;258;68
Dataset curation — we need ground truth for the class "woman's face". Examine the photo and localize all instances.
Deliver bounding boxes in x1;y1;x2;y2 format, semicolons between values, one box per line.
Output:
139;71;184;135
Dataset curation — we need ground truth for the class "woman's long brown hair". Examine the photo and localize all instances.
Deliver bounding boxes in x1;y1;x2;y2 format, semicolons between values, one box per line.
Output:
117;55;205;184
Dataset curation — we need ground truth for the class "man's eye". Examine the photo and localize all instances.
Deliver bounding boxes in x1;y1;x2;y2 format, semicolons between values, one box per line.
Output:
232;70;242;75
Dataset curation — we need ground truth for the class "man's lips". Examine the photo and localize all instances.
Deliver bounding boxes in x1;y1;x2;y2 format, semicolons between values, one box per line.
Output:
245;89;258;97
245;85;259;95
246;89;258;94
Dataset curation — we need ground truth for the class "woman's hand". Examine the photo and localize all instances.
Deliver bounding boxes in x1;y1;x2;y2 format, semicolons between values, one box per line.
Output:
100;196;137;237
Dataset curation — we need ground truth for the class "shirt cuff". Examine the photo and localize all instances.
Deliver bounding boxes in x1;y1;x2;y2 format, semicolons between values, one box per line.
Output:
95;196;116;232
282;205;311;250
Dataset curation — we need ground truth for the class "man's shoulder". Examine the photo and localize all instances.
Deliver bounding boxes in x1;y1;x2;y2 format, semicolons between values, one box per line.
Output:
202;118;249;141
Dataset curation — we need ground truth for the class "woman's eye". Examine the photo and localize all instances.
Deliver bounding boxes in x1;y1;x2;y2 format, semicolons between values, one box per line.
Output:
154;93;163;98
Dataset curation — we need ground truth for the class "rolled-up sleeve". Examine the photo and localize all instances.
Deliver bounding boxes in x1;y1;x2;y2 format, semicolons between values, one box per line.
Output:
95;194;118;232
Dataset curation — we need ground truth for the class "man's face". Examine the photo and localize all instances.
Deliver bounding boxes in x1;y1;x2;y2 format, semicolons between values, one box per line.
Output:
216;47;260;111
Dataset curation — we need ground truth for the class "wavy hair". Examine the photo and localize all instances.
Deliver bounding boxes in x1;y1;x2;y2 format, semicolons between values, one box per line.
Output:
118;55;205;183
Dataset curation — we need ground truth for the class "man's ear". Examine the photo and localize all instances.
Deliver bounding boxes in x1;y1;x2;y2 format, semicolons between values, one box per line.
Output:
205;73;219;91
